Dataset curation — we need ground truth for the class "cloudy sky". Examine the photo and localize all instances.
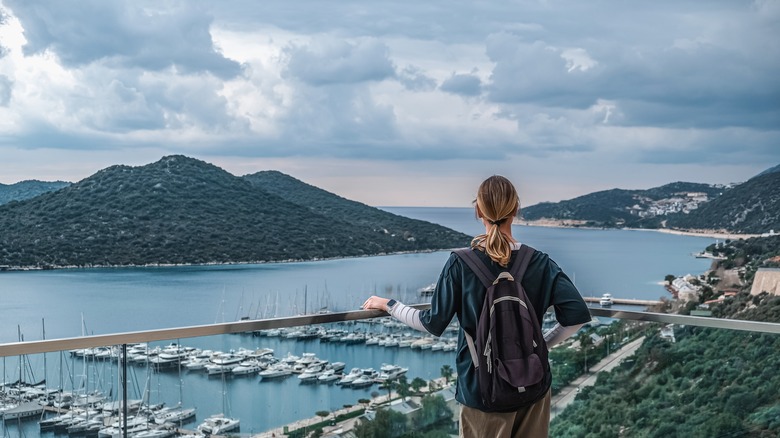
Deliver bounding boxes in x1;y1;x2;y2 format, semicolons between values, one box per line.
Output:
0;1;777;207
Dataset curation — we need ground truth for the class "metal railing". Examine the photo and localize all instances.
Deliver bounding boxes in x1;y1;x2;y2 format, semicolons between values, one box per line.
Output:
1;305;779;358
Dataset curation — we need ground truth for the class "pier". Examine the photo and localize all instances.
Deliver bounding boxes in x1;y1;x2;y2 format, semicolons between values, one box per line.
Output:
583;297;662;307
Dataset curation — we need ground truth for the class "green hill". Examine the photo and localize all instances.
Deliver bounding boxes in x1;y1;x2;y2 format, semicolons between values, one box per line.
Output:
0;156;469;269
665;171;780;234
242;171;465;249
0;180;70;205
520;182;724;227
521;170;780;234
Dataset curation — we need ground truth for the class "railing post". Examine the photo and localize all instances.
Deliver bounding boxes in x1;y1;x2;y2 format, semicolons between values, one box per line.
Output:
122;343;128;438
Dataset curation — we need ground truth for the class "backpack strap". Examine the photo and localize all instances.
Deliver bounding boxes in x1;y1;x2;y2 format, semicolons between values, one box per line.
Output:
509;244;534;282
453;248;493;368
453;245;536;369
452;248;495;288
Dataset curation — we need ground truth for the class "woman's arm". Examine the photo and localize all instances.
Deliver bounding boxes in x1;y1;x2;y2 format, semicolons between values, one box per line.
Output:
362;296;430;334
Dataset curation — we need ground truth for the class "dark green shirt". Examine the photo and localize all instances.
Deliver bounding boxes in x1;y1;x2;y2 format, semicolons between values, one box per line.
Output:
418;247;592;411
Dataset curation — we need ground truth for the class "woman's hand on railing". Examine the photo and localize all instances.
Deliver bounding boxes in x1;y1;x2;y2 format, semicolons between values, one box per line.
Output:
362;296;391;312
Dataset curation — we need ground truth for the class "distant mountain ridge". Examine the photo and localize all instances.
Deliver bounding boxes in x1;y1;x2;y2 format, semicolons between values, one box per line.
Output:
0;156;469;269
521;182;724;227
521;167;780;234
665;171;780;234
0;180;70;205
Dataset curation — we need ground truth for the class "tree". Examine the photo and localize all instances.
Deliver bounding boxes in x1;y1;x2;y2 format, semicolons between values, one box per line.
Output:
380;379;395;401
440;365;453;383
396;376;411;401
354;408;408;438
411;377;427;394
412;395;453;431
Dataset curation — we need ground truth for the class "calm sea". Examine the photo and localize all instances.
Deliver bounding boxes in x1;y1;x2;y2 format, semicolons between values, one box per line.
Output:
0;207;716;436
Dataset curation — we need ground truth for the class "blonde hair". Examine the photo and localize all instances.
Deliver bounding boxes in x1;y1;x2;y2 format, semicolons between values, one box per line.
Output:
471;175;520;267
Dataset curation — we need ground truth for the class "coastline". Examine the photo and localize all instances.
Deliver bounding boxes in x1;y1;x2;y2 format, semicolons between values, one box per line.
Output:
0;247;456;272
517;219;763;240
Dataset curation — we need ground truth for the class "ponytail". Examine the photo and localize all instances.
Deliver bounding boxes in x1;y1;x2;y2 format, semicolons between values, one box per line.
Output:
470;176;519;267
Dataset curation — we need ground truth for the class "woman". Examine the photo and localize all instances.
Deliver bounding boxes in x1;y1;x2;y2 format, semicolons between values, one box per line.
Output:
363;175;591;437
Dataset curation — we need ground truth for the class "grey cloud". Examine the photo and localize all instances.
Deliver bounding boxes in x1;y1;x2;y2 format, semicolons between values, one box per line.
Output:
283;39;395;85
5;0;241;79
485;34;599;108
484;24;780;131
440;73;482;97
0;9;7;60
2;120;122;151
276;84;398;154
601;44;780;130
633;130;780;166
397;66;436;92
0;75;11;106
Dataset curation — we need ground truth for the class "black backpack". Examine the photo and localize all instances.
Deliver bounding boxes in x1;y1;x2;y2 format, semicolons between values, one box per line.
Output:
454;245;551;411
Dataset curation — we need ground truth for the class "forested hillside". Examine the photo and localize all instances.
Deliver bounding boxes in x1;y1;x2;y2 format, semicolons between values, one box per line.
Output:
666;171;780;234
521;182;723;228
0;156;469;268
521;168;780;234
551;236;780;437
243;171;464;247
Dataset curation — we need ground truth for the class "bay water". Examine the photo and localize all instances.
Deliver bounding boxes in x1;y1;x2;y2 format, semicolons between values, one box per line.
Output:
0;207;717;436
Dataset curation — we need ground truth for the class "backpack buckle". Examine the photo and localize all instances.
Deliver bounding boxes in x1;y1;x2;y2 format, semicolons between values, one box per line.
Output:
492;271;514;285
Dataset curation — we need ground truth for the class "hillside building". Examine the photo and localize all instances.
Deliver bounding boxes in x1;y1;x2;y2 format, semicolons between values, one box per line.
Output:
671;275;699;302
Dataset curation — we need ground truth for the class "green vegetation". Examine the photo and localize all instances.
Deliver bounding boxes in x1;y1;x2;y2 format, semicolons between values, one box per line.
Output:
0;156;470;268
551;236;780;437
353;394;455;438
667;172;780;234
521;170;780;234
0;180;70;205
521;182;724;227
285;408;366;438
548;320;646;396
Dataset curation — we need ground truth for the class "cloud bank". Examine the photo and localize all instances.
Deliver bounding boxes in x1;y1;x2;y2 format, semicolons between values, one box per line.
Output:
0;0;777;205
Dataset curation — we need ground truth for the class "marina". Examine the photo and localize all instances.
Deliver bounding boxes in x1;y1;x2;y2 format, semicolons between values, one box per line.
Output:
0;318;459;438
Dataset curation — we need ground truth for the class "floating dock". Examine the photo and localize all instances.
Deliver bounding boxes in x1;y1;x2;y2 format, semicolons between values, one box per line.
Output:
583;297;662;307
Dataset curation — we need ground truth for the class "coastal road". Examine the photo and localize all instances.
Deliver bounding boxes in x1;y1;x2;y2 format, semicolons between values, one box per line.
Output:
550;336;646;419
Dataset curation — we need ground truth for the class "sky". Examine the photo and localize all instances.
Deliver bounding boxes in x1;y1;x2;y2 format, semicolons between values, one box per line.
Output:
0;1;777;207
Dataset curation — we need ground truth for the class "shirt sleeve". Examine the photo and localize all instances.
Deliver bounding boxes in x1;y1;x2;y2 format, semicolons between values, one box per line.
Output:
388;303;430;333
418;253;461;337
524;251;591;327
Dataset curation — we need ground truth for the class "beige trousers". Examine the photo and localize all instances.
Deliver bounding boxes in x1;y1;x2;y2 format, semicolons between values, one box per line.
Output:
459;390;551;438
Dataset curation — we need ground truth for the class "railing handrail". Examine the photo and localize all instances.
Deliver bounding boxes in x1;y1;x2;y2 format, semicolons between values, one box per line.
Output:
1;305;779;357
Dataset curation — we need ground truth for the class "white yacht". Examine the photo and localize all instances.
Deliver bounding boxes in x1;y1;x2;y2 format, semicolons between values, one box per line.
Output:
600;293;614;307
411;338;434;349
376;364;408;382
259;363;293;380
297;364;325;382
153;406;197;425
336;368;362;386
351;369;378;388
231;359;264;376
204;352;244;375
317;369;342;383
197;414;240;435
